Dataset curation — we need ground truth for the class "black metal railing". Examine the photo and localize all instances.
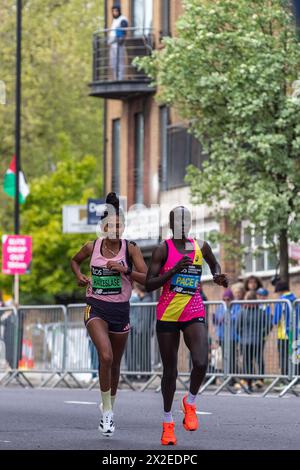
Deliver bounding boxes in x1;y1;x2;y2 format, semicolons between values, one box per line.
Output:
92;27;154;82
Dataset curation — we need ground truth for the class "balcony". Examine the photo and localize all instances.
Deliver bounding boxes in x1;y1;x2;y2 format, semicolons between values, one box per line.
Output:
89;27;156;100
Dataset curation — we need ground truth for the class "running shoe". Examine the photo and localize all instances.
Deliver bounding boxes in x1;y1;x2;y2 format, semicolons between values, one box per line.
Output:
101;410;115;437
181;395;198;431
99;402;103;431
161;422;177;446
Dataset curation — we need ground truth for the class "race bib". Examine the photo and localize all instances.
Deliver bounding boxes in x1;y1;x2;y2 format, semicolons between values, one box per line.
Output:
170;264;202;296
91;266;122;295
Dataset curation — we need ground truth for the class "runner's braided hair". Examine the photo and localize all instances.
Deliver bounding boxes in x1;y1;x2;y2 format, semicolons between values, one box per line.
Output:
101;192;125;224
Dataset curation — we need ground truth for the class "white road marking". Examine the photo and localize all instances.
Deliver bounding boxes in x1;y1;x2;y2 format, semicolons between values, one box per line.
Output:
0;440;11;443
64;401;97;405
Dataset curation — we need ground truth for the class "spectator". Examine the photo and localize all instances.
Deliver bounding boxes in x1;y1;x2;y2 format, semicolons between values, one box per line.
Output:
244;275;263;293
273;281;296;376
214;288;234;361
256;288;272;382
221;282;245;391
257;287;269;301
230;282;245;371
231;282;245;301
237;291;271;393
108;4;129;80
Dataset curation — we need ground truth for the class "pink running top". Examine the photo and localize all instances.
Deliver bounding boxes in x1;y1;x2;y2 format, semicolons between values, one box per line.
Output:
86;238;132;303
157;238;205;322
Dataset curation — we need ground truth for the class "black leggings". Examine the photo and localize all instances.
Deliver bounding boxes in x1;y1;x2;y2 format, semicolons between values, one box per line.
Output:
157;322;208;413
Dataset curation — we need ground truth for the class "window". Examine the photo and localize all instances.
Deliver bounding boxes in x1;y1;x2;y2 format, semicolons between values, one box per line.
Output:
159;106;169;191
112;119;121;194
161;0;170;37
166;125;207;190
132;0;153;35
242;226;278;275
134;113;144;204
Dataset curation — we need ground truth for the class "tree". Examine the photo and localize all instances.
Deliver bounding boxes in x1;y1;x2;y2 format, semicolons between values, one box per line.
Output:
0;134;101;304
137;0;300;284
0;0;104;300
0;0;103;181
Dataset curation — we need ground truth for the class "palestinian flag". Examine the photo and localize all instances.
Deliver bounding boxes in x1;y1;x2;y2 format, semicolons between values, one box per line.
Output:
3;155;30;204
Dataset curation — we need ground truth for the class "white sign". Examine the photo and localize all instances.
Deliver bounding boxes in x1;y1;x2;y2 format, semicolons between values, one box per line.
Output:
123;205;160;241
63;205;96;234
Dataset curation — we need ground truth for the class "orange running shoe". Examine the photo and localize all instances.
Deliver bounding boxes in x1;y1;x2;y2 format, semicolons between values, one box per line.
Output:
161;422;177;446
181;395;198;431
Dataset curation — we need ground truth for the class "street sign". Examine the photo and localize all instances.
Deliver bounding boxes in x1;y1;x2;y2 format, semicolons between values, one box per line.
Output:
62;205;96;234
2;235;32;275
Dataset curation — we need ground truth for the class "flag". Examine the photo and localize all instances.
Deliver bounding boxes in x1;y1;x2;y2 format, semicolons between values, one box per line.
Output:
3;155;30;204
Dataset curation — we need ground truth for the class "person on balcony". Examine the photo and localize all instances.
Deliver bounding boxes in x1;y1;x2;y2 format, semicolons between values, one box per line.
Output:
108;4;129;80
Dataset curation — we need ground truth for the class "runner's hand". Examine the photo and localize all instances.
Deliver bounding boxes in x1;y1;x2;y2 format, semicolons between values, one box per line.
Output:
77;273;90;287
213;273;228;288
172;256;193;274
106;261;127;273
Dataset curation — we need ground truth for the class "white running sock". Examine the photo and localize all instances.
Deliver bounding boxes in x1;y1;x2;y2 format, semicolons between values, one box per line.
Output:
186;392;197;405
163;411;174;423
111;395;116;410
101;389;112;413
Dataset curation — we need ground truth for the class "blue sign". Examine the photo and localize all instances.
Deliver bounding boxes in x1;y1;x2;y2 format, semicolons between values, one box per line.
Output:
87;199;106;225
293;0;300;28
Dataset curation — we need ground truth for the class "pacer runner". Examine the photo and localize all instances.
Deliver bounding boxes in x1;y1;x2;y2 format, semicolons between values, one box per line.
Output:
145;206;228;446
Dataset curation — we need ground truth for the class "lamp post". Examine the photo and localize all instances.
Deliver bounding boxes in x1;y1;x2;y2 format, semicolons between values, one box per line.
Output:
14;0;22;306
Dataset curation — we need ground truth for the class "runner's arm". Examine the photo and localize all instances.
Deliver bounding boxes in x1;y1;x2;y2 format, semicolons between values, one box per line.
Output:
71;242;93;287
201;241;228;288
145;244;192;292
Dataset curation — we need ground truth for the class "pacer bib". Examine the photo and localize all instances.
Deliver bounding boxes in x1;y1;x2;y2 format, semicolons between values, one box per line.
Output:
91;266;122;295
170;264;202;295
156;238;206;322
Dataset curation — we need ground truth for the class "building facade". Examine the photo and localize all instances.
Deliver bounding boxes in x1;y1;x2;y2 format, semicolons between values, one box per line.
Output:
90;0;300;299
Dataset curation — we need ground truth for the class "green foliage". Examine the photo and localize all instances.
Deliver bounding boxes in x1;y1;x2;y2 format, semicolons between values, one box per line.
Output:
0;135;100;303
137;0;300;257
0;0;103;180
0;1;104;301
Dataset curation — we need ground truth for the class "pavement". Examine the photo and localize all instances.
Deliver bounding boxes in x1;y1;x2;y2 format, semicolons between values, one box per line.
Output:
0;388;299;450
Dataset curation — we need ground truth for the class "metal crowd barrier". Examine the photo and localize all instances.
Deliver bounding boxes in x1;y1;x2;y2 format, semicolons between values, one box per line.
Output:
123;302;158;392
214;299;297;396
1;305;67;388
65;302;158;392
1;299;300;396
0;306;18;386
160;301;228;394
61;303;95;388
279;299;300;397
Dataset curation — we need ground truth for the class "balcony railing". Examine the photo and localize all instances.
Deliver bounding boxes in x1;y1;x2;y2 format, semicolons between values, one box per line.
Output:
90;27;156;99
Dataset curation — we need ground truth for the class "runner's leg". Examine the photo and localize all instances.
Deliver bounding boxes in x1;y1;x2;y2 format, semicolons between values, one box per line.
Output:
109;331;130;398
182;322;208;395
87;318;113;392
157;330;180;413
